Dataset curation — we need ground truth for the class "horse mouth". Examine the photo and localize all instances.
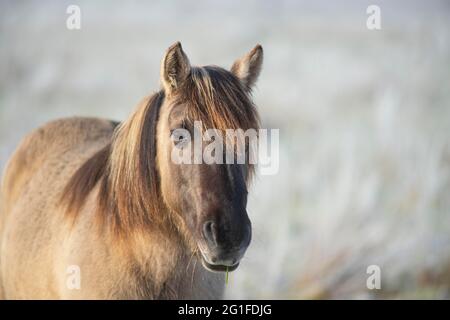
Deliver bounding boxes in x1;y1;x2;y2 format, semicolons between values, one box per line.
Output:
201;257;240;273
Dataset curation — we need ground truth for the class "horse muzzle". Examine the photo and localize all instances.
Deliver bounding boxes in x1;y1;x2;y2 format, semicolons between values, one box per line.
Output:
198;218;251;273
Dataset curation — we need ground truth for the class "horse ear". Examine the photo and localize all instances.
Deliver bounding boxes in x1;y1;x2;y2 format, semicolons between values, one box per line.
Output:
231;44;263;91
160;42;191;94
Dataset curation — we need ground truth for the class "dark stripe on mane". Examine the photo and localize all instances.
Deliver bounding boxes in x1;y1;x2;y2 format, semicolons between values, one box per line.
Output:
60;143;111;220
60;92;165;236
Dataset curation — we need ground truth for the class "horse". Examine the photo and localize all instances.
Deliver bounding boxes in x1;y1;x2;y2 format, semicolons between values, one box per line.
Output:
0;42;263;299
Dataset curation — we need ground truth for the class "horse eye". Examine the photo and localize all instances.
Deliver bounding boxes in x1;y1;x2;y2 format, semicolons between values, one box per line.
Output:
170;129;189;146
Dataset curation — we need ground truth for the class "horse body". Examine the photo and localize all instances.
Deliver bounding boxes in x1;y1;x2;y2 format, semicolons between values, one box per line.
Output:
0;42;262;299
0;117;223;299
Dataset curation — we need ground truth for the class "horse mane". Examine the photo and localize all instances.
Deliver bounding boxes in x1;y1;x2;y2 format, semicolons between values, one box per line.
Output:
60;66;259;237
184;66;259;134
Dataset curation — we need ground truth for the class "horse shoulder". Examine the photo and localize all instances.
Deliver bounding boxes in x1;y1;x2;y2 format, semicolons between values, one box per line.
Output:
1;117;117;213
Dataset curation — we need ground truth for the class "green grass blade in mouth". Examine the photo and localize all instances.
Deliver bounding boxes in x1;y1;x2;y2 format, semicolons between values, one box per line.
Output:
226;266;229;285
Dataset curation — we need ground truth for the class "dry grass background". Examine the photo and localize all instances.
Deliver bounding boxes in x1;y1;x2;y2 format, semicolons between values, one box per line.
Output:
1;0;449;299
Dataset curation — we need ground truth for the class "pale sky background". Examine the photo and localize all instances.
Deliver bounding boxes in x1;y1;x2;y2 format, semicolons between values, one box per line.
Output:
1;0;449;298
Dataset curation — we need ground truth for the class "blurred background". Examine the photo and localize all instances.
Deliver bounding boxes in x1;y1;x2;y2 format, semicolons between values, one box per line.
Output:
1;0;449;299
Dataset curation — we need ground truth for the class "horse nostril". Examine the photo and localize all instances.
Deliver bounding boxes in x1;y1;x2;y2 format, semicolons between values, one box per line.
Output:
203;221;218;247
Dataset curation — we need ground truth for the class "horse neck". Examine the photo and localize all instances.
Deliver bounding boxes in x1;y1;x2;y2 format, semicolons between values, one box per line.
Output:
107;210;189;289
